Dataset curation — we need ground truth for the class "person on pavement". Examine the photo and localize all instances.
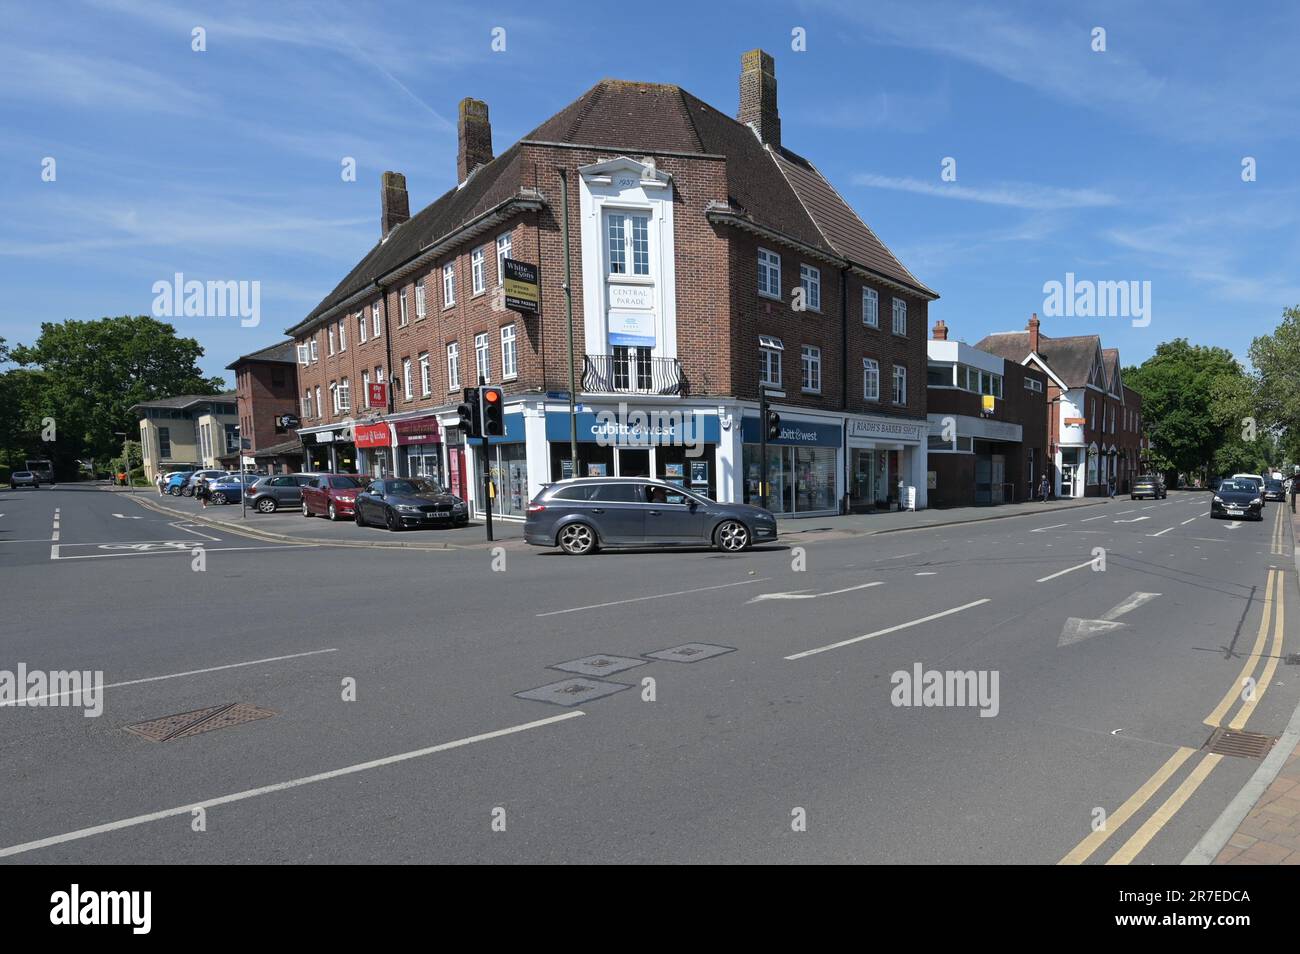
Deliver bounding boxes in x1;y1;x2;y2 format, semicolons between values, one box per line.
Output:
1039;474;1050;503
1292;465;1298;514
155;472;166;495
197;476;211;509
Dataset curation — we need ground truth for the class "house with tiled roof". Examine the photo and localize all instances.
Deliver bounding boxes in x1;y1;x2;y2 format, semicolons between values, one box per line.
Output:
287;49;938;516
976;316;1146;497
226;341;303;475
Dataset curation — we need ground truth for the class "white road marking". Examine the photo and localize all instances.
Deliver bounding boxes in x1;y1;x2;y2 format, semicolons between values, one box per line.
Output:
750;581;883;602
0;710;585;858
1103;591;1162;620
53;544;315;560
1113;516;1150;524
1;648;339;707
1059;592;1161;647
111;513;141;520
0;538;56;545
538;578;769;617
785;599;991;660
1148;527;1174;537
1031;523;1069;533
915;571;937;576
169;521;221;541
1116;509;1136;514
1036;559;1096;583
1180;517;1199;526
50;530;59;541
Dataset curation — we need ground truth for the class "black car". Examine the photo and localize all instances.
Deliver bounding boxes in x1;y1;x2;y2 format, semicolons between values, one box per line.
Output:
354;478;469;531
524;477;778;555
1131;474;1166;500
1263;478;1285;502
1210;478;1264;521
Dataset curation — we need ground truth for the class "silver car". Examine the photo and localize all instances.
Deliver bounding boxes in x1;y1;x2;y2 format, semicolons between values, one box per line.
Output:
247;473;315;513
524;477;778;555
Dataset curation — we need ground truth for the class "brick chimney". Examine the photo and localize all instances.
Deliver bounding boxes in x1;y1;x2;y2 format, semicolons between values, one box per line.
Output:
1027;313;1041;353
380;171;409;238
738;49;780;149
457;97;493;182
932;319;948;341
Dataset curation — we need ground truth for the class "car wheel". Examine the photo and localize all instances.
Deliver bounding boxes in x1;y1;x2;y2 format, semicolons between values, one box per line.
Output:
557;522;597;555
354;506;365;528
385;507;403;532
212;492;226;505
328;502;338;521
714;520;751;553
256;497;277;513
302;501;312;517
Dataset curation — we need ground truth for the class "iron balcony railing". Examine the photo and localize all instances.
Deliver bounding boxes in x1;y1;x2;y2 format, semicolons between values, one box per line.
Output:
582;353;684;396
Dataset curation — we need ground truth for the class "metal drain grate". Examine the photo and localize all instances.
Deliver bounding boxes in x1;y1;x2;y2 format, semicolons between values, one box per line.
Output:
1284;653;1300;666
125;702;276;742
1202;727;1278;760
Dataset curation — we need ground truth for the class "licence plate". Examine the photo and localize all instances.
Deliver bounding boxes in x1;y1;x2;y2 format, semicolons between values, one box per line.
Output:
1227;508;1243;515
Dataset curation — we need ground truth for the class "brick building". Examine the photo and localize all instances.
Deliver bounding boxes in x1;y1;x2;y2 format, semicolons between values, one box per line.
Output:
286;49;937;517
925;320;1048;507
976;315;1146;498
225;341;303;474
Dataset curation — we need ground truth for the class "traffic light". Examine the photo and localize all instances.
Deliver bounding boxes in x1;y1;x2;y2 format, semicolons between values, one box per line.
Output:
457;387;481;437
480;386;505;437
766;409;781;441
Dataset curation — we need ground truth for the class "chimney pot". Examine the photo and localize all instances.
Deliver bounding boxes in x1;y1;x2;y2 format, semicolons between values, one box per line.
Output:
457;97;493;183
380;171;410;238
738;49;780;149
932;319;948;341
1028;312;1041;353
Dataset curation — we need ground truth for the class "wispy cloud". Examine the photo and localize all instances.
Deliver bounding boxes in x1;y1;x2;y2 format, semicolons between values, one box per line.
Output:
852;173;1119;210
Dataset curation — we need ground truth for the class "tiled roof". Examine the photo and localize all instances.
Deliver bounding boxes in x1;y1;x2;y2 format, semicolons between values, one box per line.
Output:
227;340;297;370
974;331;1104;389
251;437;304;457
130;392;236;412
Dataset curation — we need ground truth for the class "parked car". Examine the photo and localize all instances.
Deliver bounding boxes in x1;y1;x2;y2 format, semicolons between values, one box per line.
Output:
524;477;778;555
9;470;40;489
207;473;260;504
165;472;192;495
247;473;315;513
1263;477;1285;502
1211;478;1264;521
1231;473;1266;506
183;469;231;497
302;474;364;520
353;478;469;531
1130;474;1166;500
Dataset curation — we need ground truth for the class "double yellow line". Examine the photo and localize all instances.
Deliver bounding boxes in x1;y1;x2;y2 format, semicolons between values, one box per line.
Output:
1060;568;1286;864
1271;504;1289;556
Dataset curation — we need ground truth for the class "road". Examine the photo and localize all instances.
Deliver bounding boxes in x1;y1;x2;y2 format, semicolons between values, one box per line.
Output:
0;483;1296;863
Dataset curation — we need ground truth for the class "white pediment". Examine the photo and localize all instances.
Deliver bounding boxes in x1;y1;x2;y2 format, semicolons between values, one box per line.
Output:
579;155;671;189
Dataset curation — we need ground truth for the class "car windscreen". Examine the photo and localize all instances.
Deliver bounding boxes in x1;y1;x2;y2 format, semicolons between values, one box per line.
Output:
330;476;361;489
1219;481;1249;493
386;479;440;495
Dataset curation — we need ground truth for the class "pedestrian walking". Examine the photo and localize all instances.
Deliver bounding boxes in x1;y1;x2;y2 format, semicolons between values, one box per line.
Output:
1038;474;1050;503
1108;476;1115;498
196;476;212;509
1291;465;1298;514
155;471;166;495
117;469;127;487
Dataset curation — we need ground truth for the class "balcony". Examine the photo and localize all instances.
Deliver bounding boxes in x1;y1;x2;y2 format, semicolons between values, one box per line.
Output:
582;353;684;396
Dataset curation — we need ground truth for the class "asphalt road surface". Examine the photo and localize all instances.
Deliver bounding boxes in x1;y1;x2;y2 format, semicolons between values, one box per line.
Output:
0;484;1295;863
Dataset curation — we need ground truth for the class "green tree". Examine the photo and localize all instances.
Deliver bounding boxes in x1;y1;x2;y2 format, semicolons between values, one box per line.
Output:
1123;339;1259;481
10;316;225;470
1249;305;1300;470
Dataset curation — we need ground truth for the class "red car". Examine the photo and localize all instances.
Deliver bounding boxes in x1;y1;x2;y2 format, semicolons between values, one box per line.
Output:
301;473;364;520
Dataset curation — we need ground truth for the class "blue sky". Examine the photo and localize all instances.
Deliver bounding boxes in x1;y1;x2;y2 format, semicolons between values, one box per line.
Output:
3;0;1298;385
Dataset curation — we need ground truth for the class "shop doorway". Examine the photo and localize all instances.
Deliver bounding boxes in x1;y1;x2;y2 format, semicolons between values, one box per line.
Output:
616;447;651;478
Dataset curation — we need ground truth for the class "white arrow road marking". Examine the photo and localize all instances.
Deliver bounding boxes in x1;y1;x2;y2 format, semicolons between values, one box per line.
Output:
1114;516;1150;523
111;513;141;519
1226;521;1242;530
1147;527;1174;537
1059;592;1161;647
750;581;884;602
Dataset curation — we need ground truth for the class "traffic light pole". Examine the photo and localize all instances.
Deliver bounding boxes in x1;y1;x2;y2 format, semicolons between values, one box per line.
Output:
759;388;768;512
481;443;494;542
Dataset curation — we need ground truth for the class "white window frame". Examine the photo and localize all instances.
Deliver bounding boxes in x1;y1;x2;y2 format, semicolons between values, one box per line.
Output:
892;298;907;336
338;377;350;412
799;264;821;312
501;324;517;380
372;301;382;337
329;382;339;413
314;386;321;418
328;327;335;355
362;370;370;407
447;343;460;391
358;310;366;344
863;287;879;328
415;279;426;319
418;352;430;397
309;338;319;362
443;263;456;307
471;247;486;295
604;208;651;277
402;358;412;401
758;336;784;388
757;247;781;299
399;289;409;327
296;343;310;365
863;358;880;401
496;233;512;285
338;319;346;351
892;364;907;406
801;345;821;394
475;332;490;383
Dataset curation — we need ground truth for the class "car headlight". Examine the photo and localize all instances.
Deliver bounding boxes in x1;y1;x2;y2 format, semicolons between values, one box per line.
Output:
1213;495;1223;503
1252;498;1262;505
453;502;466;510
396;504;420;512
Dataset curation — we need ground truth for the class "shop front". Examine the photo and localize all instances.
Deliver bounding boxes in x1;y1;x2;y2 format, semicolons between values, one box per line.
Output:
468;411;528;519
846;415;927;512
395;417;442;484
740;414;841;516
354;422;393;478
544;407;721;500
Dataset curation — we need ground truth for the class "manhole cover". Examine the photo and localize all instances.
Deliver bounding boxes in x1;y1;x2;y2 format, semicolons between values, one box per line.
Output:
550;654;647;677
643;643;736;663
514;678;632;708
125;702;276;742
1202;727;1278;760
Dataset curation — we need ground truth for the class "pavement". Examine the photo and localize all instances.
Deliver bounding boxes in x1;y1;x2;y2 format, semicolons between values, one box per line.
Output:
1;483;1297;863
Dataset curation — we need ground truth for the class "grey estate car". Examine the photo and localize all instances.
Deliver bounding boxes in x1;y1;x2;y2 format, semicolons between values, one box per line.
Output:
524;477;778;555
